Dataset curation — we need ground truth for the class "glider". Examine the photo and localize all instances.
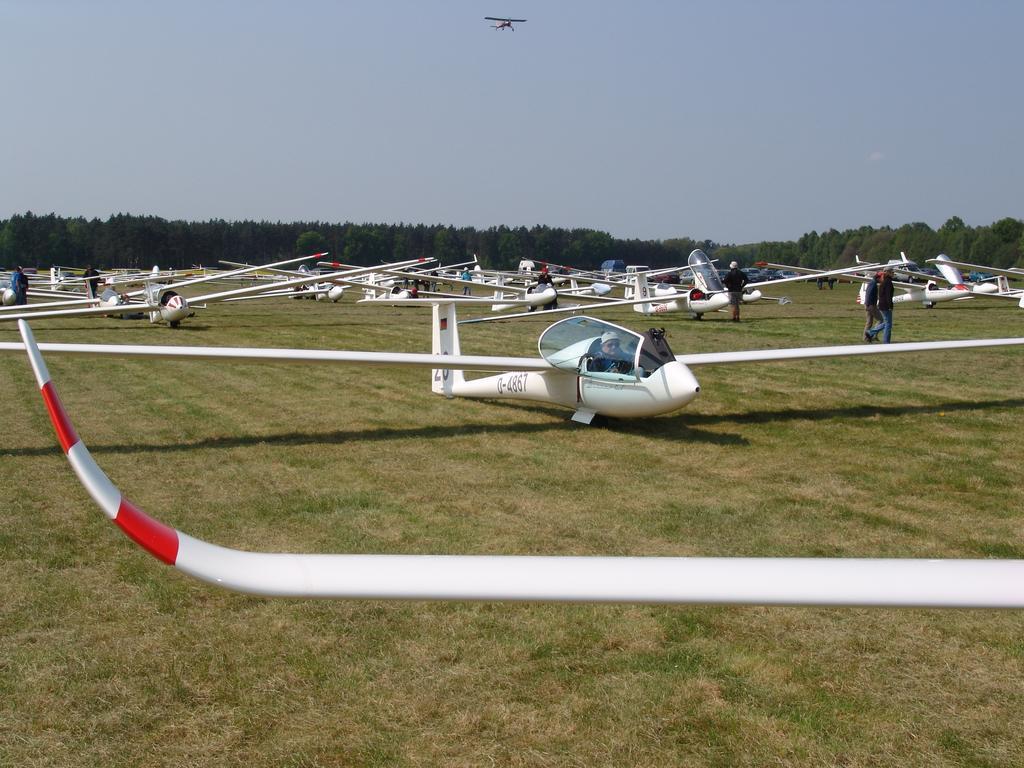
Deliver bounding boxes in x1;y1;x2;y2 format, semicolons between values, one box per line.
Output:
15;319;1024;607
0;256;322;322
925;256;1024;308
0;257;432;327
5;304;1024;425
764;252;1020;310
621;250;874;319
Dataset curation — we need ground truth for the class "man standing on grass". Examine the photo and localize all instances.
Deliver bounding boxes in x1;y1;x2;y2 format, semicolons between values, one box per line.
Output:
863;272;882;343
10;266;29;305
723;261;748;322
866;267;895;343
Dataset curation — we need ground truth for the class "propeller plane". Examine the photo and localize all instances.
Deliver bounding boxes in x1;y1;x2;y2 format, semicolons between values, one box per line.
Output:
485;16;526;30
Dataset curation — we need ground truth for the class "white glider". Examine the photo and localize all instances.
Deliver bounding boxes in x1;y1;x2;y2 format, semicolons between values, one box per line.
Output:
5;305;1024;426
16;319;1024;607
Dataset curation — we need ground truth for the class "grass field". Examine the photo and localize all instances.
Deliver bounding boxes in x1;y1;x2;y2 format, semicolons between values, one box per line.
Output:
2;281;1023;766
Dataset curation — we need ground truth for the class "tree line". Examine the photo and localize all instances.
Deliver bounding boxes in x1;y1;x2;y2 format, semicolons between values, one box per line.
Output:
1;212;1020;273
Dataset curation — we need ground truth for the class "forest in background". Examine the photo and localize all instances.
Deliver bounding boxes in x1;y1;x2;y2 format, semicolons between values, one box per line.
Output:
1;212;1021;273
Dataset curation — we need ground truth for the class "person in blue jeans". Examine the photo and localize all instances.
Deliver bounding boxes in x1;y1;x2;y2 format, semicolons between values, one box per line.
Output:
9;266;29;305
866;268;894;343
863;272;882;342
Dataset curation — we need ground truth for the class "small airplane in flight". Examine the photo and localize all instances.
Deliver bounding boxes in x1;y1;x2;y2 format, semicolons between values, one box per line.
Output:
485;16;526;30
13;318;1024;607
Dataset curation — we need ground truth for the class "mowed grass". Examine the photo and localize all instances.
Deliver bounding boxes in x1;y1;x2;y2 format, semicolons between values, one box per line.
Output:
1;281;1023;767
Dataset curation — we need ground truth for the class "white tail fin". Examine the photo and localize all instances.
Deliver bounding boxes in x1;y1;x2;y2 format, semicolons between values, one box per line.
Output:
631;271;652;312
431;303;463;397
490;274;509;309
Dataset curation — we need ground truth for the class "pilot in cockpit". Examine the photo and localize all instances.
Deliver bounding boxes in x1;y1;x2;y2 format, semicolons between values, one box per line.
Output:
589;331;634;374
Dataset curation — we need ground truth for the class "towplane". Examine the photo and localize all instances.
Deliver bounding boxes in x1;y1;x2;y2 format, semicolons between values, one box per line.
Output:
485;16;526;30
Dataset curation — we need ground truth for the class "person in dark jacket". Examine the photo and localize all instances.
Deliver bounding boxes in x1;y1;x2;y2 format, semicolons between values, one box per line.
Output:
866;268;895;343
82;265;101;298
722;261;748;321
10;266;29;305
863;272;882;342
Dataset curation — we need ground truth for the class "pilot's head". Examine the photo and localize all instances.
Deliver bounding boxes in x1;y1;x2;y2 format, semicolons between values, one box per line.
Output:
600;331;621;352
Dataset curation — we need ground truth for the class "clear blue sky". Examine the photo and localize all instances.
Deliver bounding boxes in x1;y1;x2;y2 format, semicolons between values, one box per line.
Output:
2;1;1021;244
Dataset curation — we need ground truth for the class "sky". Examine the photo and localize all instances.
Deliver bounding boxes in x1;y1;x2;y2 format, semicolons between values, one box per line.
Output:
2;0;1022;244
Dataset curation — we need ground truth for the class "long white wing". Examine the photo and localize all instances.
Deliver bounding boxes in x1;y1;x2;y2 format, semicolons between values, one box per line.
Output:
0;301;156;322
5;335;1023;371
925;258;1024;280
457;292;694;324
0;337;552;371
16;320;1024;607
118;254;327;296
678;338;1024;366
746;263;882;289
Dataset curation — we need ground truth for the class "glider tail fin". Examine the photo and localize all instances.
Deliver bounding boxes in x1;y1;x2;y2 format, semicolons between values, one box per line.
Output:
431;303;463;397
631;271;652;313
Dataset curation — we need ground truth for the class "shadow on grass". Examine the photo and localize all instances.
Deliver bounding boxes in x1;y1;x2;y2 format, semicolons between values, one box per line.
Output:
11;397;1021;459
670;397;1024;428
9;398;748;459
475;399;747;445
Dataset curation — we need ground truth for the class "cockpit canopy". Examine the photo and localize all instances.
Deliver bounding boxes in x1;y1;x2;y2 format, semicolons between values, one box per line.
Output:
688;249;724;293
538;316;676;379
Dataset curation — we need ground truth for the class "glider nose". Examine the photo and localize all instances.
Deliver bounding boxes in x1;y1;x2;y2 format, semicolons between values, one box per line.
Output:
660;361;701;410
160;294;190;323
